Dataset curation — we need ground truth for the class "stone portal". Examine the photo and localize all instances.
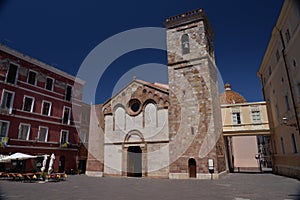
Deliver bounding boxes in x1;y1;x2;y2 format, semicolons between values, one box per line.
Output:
127;146;142;177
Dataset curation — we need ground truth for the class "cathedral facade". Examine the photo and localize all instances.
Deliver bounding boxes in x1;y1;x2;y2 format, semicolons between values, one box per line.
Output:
86;8;227;179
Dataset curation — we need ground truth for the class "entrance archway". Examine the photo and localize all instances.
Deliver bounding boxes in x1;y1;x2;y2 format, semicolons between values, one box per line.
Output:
127;146;142;177
59;156;65;173
188;158;196;178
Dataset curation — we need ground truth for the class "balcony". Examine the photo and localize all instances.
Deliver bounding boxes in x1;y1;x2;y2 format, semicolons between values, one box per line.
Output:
0;107;13;115
0;137;9;148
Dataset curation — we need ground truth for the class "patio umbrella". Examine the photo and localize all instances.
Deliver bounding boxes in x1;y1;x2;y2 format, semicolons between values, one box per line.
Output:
48;153;55;174
0;154;10;163
40;154;49;172
2;152;37;161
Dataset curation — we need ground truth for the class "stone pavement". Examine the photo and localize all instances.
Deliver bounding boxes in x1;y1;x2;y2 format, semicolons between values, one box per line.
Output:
0;173;299;200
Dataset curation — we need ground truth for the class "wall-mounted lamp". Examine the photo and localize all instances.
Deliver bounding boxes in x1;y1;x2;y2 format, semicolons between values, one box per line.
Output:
282;117;298;129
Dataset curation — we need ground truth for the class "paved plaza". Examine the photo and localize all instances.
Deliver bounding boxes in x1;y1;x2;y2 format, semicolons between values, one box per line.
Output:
0;173;299;200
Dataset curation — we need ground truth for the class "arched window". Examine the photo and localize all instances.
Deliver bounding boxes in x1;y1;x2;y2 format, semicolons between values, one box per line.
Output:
181;34;190;55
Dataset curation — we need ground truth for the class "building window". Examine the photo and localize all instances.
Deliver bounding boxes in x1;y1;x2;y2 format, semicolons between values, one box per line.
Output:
82;111;89;123
181;34;190;55
6;63;18;84
232;112;241;125
280;137;285;154
41;101;51;116
293;59;297;68
251;110;261;124
0;121;9;137
18;124;30;140
27;70;37;85
79;131;87;143
62;107;71;125
285;29;291;43
1;90;14;112
65;85;72;101
291;134;298;154
60;130;69;144
273;140;277;154
23;96;34;112
276;50;280;62
284;95;290;111
45;77;54;91
38;126;48;142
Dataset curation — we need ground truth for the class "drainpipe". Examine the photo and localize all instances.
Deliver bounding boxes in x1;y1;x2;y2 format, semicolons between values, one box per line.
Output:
277;28;300;134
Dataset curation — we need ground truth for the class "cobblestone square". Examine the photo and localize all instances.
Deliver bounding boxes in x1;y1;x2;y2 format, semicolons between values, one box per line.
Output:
1;173;299;200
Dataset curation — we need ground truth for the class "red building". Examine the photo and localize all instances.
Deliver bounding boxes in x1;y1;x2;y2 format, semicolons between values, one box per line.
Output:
0;43;86;173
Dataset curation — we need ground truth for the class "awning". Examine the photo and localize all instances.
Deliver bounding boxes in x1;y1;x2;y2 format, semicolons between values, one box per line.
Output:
1;152;37;162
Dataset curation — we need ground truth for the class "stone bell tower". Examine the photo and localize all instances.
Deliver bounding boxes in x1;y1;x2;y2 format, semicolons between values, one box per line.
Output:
165;8;226;179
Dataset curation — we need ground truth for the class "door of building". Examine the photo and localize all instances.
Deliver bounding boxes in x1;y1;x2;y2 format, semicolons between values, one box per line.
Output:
127;146;142;177
188;158;196;178
59;156;65;173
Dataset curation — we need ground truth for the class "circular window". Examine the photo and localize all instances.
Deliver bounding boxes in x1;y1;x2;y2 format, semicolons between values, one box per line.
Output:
131;102;140;112
128;99;141;114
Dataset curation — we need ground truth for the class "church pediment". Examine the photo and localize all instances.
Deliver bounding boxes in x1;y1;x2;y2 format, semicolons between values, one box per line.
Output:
102;79;169;116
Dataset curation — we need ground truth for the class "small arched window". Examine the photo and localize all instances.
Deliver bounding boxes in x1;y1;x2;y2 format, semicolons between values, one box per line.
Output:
181;34;190;55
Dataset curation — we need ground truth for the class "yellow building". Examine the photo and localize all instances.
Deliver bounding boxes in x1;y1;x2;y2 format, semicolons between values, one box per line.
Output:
257;0;300;179
220;83;271;172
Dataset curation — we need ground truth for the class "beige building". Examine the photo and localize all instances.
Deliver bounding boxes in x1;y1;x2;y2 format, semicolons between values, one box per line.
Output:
258;0;300;179
220;84;271;172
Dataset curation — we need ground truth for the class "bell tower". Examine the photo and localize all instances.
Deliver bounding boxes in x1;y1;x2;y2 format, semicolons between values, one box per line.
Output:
165;8;226;179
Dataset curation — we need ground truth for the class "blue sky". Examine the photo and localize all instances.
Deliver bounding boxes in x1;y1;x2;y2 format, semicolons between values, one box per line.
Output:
0;0;283;103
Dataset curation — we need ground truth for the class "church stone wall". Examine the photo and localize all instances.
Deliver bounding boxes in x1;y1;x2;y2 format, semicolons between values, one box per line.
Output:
103;81;170;177
104;109;169;143
104;144;123;176
165;9;226;179
147;143;170;178
86;105;104;177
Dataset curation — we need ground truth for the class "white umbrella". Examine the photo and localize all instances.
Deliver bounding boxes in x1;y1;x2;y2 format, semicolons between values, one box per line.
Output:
40;154;49;172
48;153;55;174
2;152;37;161
0;154;10;163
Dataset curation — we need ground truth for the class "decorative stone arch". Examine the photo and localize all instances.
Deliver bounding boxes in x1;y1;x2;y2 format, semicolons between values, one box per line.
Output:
112;103;126;113
142;100;158;128
143;99;157;108
124;130;145;144
122;130;147;177
113;104;126;131
163;100;169;108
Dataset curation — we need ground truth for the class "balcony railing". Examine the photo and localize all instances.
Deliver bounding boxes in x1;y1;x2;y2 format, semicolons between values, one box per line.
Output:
0;107;13;115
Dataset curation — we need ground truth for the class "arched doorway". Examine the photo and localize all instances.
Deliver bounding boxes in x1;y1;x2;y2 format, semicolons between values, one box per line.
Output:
127;146;142;177
188;158;196;178
59;156;65;173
